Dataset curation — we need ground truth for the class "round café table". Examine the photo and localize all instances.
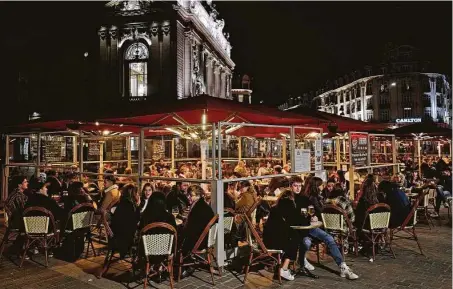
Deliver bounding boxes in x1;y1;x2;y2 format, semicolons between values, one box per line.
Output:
290;221;323;279
290;221;323;230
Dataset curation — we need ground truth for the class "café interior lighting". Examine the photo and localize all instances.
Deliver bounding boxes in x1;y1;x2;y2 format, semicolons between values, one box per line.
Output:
102;130;110;136
166;127;184;136
391;82;396;87
225;124;243;134
95;122;100;126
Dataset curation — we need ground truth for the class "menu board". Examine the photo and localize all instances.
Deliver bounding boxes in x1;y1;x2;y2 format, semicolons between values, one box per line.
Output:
87;141;100;161
41;136;65;163
350;133;368;166
106;139;126;160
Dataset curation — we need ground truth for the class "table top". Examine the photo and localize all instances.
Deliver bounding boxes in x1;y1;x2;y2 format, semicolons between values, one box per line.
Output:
407;193;419;198
291;221;323;230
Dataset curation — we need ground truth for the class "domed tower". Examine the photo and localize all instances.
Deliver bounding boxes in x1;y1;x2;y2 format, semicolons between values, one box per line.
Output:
98;0;234;102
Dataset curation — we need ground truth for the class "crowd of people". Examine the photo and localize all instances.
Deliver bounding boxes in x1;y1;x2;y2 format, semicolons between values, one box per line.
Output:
2;154;451;284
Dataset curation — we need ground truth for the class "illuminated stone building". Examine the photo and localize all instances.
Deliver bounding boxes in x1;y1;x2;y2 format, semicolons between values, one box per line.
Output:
99;0;234;101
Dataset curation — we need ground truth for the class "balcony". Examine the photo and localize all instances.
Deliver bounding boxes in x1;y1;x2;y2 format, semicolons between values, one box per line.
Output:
367;103;373;110
379;102;390;109
129;96;147;102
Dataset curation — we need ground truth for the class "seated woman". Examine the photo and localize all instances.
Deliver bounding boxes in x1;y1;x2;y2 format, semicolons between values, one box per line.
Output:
223;182;236;210
325;187;355;224
379;180;411;228
64;182;97;213
25;181;65;228
354;177;380;230
235;180;258;215
139;183;155;214
140;191;176;231
263;190;304;281
109;184;141;258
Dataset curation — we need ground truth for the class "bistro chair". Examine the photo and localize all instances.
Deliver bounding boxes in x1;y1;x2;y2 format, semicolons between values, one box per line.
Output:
178;214;219;285
322;204;358;258
224;209;235;249
242;214;282;284
390;196;424;255
361;203;394;261
0;206;22;262
62;203;96;258
417;190;434;229
139;222;177;289
20;207;59;267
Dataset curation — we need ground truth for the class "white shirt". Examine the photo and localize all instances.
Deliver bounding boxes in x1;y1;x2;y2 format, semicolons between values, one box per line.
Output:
140;198;149;213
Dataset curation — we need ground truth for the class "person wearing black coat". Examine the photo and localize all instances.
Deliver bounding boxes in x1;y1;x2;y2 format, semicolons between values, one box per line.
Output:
181;185;215;255
109;184;141;257
25;182;65;227
263;193;304;281
166;182;190;213
140;191;177;232
380;181;411;228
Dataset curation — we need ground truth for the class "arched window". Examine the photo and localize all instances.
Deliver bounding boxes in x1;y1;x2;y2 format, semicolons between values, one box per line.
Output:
125;42;148;97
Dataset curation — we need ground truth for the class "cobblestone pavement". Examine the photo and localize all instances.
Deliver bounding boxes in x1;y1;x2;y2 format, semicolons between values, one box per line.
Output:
0;209;451;289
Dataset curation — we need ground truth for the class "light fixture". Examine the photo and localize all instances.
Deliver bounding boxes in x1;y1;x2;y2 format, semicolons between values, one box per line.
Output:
84;52;89;58
225;124;243;134
189;132;198;139
95;122;100;126
119;132;132;135
119;124;124;127
202;110;207;131
102;130;110;136
166;127;184;136
279;133;290;138
172;116;186;126
391;82;396;87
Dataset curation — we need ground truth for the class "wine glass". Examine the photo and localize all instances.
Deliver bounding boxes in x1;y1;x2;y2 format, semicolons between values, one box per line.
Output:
172;206;179;218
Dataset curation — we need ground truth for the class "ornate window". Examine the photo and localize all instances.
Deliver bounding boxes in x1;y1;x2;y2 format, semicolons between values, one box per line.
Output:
125;42;148;97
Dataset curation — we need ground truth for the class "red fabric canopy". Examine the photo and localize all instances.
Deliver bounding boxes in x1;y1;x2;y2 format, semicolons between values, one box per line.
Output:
9;96;332;137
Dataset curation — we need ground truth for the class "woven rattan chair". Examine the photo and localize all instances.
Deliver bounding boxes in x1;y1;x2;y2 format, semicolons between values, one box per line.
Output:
417;190;434;228
178;214;219;285
322;204;358;258
243;214;283;284
390;196;423;255
139;222;177;289
361;203;394;261
20;207;58;267
62;203;96;258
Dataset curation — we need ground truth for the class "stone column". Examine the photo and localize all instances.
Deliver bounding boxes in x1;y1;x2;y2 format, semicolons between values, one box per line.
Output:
214;64;220;97
220;68;226;98
430;78;438;121
360;83;366;120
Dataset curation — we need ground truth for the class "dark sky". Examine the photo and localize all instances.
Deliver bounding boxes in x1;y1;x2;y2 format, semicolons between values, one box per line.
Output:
0;1;451;107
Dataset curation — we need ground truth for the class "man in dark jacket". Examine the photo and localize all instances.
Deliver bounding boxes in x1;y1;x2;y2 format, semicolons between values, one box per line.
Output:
25;182;65;227
166;182;190;213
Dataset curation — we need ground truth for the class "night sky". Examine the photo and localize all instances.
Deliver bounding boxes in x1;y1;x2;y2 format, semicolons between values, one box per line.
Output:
0;1;451;110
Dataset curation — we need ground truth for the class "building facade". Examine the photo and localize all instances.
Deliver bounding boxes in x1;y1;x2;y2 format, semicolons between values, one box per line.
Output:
231;74;253;104
98;0;234;102
279;45;452;126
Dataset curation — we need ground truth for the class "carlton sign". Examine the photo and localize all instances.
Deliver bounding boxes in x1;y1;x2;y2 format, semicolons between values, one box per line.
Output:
395;118;422;123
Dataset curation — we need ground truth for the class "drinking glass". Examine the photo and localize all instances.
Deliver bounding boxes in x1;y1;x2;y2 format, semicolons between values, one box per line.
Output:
301;208;307;216
308;205;315;216
172;206;179;218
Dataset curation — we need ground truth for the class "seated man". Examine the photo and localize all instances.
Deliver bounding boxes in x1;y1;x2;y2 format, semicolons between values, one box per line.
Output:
290;176;359;280
166;181;190;213
180;185;214;278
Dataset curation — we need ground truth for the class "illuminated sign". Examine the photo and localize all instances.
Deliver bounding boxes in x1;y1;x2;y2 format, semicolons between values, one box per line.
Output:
395;118;422;123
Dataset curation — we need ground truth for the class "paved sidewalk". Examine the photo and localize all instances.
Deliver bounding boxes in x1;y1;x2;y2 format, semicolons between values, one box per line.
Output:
0;210;451;289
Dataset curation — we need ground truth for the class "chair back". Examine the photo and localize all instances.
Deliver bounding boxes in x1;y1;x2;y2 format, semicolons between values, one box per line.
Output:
401;195;420;229
321;205;345;232
243;214;270;254
363;203;391;230
192;214;219;253
3;205;12;228
223;210;235;233
427;188;436;200
23;207;56;235
140;222;177;256
67;203;96;231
